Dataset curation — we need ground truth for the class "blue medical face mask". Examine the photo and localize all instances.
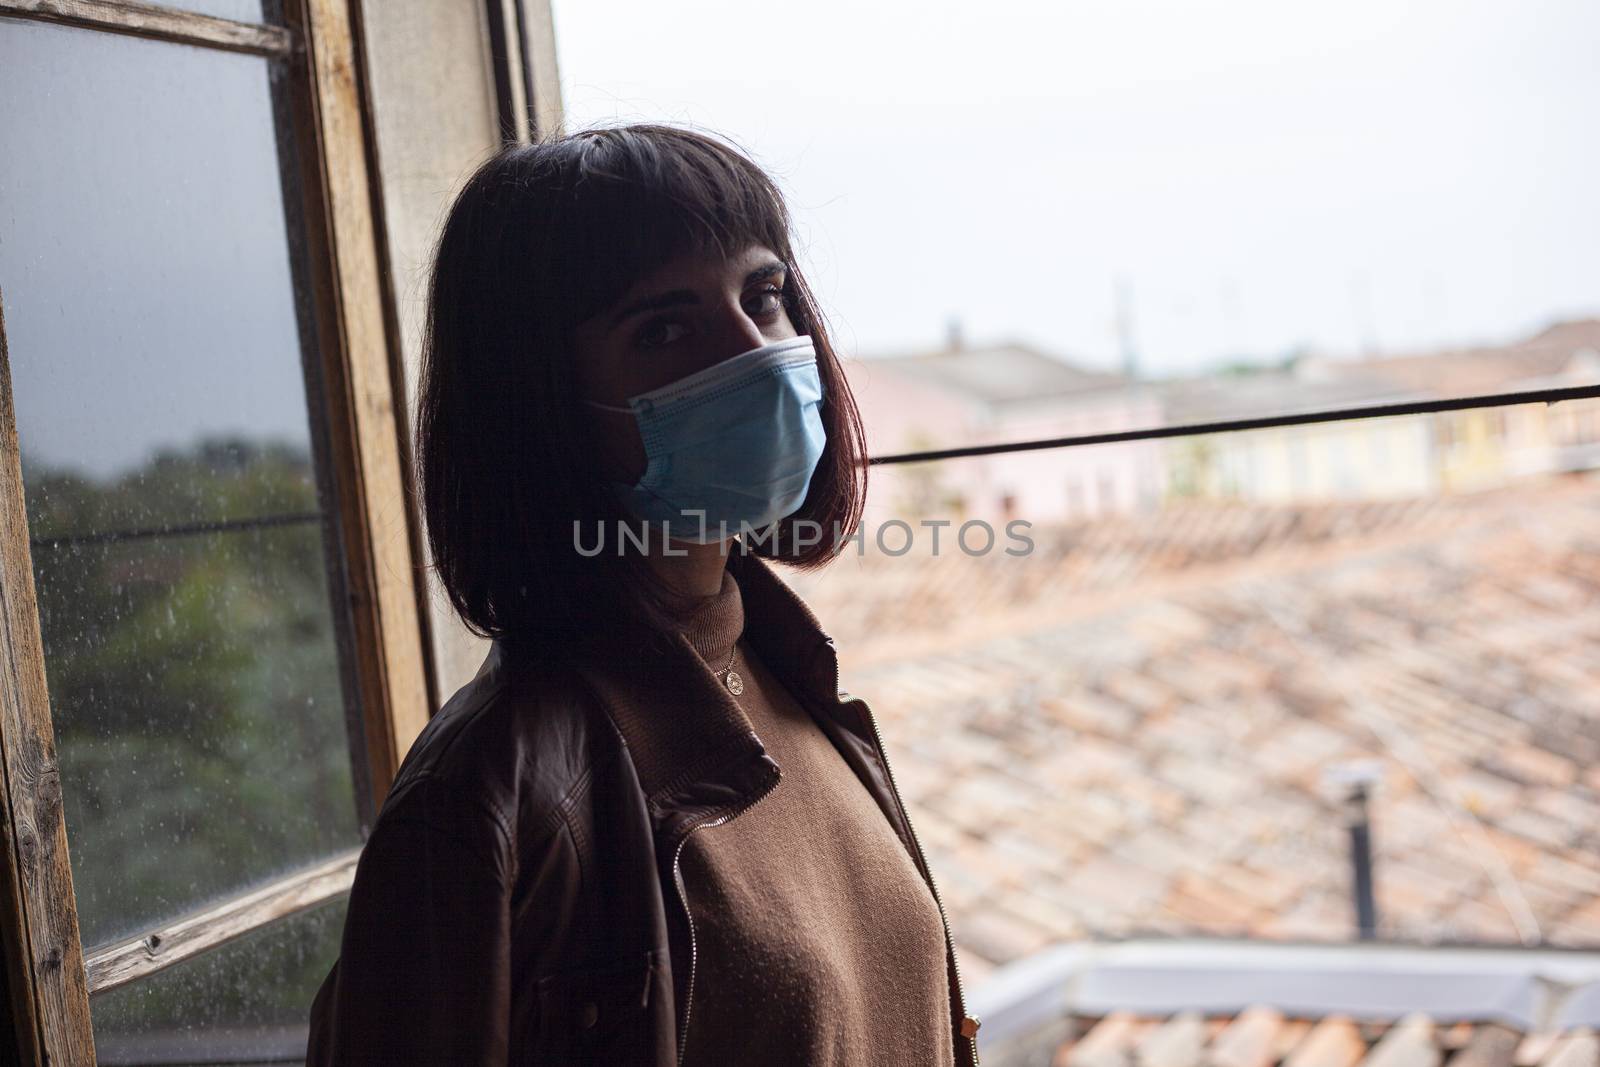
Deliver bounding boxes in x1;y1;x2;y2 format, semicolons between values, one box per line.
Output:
585;335;828;544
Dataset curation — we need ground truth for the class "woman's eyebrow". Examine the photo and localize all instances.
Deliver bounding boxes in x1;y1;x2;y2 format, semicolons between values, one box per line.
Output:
747;262;787;284
607;262;788;329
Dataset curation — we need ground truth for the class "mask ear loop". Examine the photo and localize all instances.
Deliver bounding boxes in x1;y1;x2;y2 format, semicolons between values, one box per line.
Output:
585;399;634;414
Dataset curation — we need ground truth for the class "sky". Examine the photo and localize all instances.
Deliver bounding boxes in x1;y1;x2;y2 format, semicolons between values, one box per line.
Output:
4;4;1596;481
550;0;1600;378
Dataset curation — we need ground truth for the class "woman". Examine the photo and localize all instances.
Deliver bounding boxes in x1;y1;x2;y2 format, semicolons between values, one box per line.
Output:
305;124;981;1066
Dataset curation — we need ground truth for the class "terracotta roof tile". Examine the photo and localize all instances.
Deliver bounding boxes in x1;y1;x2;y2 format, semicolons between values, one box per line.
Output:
1364;1014;1442;1067
1066;1011;1147;1067
1050;1014;1593;1067
1538;1030;1597;1067
781;475;1600;968
1209;1007;1289;1067
1139;1011;1211;1067
1287;1017;1369;1067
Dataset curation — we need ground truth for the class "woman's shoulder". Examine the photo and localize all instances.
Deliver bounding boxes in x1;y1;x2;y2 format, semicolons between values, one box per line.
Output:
377;639;627;847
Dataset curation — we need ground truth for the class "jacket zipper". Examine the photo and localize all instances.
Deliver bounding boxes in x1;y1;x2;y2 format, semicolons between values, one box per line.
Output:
670;775;780;1067
834;680;982;1066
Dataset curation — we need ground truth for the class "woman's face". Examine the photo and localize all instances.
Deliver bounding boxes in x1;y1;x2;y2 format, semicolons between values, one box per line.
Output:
572;242;799;484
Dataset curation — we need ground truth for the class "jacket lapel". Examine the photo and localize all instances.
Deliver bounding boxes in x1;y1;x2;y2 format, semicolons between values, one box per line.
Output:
555;549;922;861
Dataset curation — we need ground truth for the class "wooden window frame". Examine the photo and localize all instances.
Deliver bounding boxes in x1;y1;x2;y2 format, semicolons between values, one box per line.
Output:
0;0;483;1060
351;0;562;708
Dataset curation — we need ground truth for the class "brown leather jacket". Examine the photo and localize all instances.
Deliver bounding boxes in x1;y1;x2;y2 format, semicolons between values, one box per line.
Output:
305;548;981;1065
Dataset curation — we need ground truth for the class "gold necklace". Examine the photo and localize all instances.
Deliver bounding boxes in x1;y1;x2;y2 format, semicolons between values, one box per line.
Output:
711;643;744;696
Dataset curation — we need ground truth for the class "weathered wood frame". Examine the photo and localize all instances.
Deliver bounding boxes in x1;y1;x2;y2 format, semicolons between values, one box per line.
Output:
350;0;564;707
0;293;92;1067
0;0;448;1061
520;0;564;140
83;850;359;995
281;0;432;815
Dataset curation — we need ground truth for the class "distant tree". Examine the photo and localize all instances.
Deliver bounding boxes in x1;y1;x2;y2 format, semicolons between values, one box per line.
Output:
20;436;359;1028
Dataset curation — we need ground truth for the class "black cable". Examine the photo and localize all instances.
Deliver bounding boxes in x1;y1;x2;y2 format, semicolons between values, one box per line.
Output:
29;511;325;551
867;383;1600;466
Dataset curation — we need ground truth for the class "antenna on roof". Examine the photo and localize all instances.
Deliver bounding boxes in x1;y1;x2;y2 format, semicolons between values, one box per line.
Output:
1325;760;1383;940
1116;277;1140;380
1350;270;1380;358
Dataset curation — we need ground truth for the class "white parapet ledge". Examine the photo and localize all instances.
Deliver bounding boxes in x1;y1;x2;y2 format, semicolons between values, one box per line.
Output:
971;938;1600;1048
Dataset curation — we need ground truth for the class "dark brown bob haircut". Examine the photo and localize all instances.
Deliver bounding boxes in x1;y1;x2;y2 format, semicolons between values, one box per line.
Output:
416;123;869;650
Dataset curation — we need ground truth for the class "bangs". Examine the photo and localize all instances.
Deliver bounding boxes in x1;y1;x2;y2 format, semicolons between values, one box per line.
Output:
549;125;796;331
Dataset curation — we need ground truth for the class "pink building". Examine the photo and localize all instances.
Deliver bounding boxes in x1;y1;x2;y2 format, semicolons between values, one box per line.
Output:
846;336;1166;528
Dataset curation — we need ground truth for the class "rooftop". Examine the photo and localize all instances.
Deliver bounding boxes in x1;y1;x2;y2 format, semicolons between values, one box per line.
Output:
1297;320;1600;397
1154;372;1426;425
969;939;1600;1061
858;339;1129;409
782;474;1600;983
1050;1006;1597;1067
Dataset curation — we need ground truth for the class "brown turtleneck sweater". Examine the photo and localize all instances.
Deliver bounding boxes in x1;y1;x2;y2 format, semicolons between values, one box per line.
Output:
676;567;955;1067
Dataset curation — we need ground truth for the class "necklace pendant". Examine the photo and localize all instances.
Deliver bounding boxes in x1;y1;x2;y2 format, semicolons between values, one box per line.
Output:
725;670;744;696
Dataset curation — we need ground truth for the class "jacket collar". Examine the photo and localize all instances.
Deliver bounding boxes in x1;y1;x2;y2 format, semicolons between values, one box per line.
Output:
561;549;843;810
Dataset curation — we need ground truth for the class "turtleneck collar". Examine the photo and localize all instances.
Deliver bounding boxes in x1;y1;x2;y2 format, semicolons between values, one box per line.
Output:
499;550;840;806
681;566;744;667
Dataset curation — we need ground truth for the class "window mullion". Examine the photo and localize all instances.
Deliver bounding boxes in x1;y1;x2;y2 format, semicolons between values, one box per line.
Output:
83;849;359;995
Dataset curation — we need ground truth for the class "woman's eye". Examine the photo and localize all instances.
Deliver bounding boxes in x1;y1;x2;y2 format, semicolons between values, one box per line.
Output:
637;319;689;348
747;285;789;318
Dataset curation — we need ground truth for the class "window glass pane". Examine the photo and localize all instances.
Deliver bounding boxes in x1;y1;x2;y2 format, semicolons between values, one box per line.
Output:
91;896;346;1066
786;401;1600;984
0;20;361;949
555;1;1600;428
29;522;356;949
0;20;314;527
